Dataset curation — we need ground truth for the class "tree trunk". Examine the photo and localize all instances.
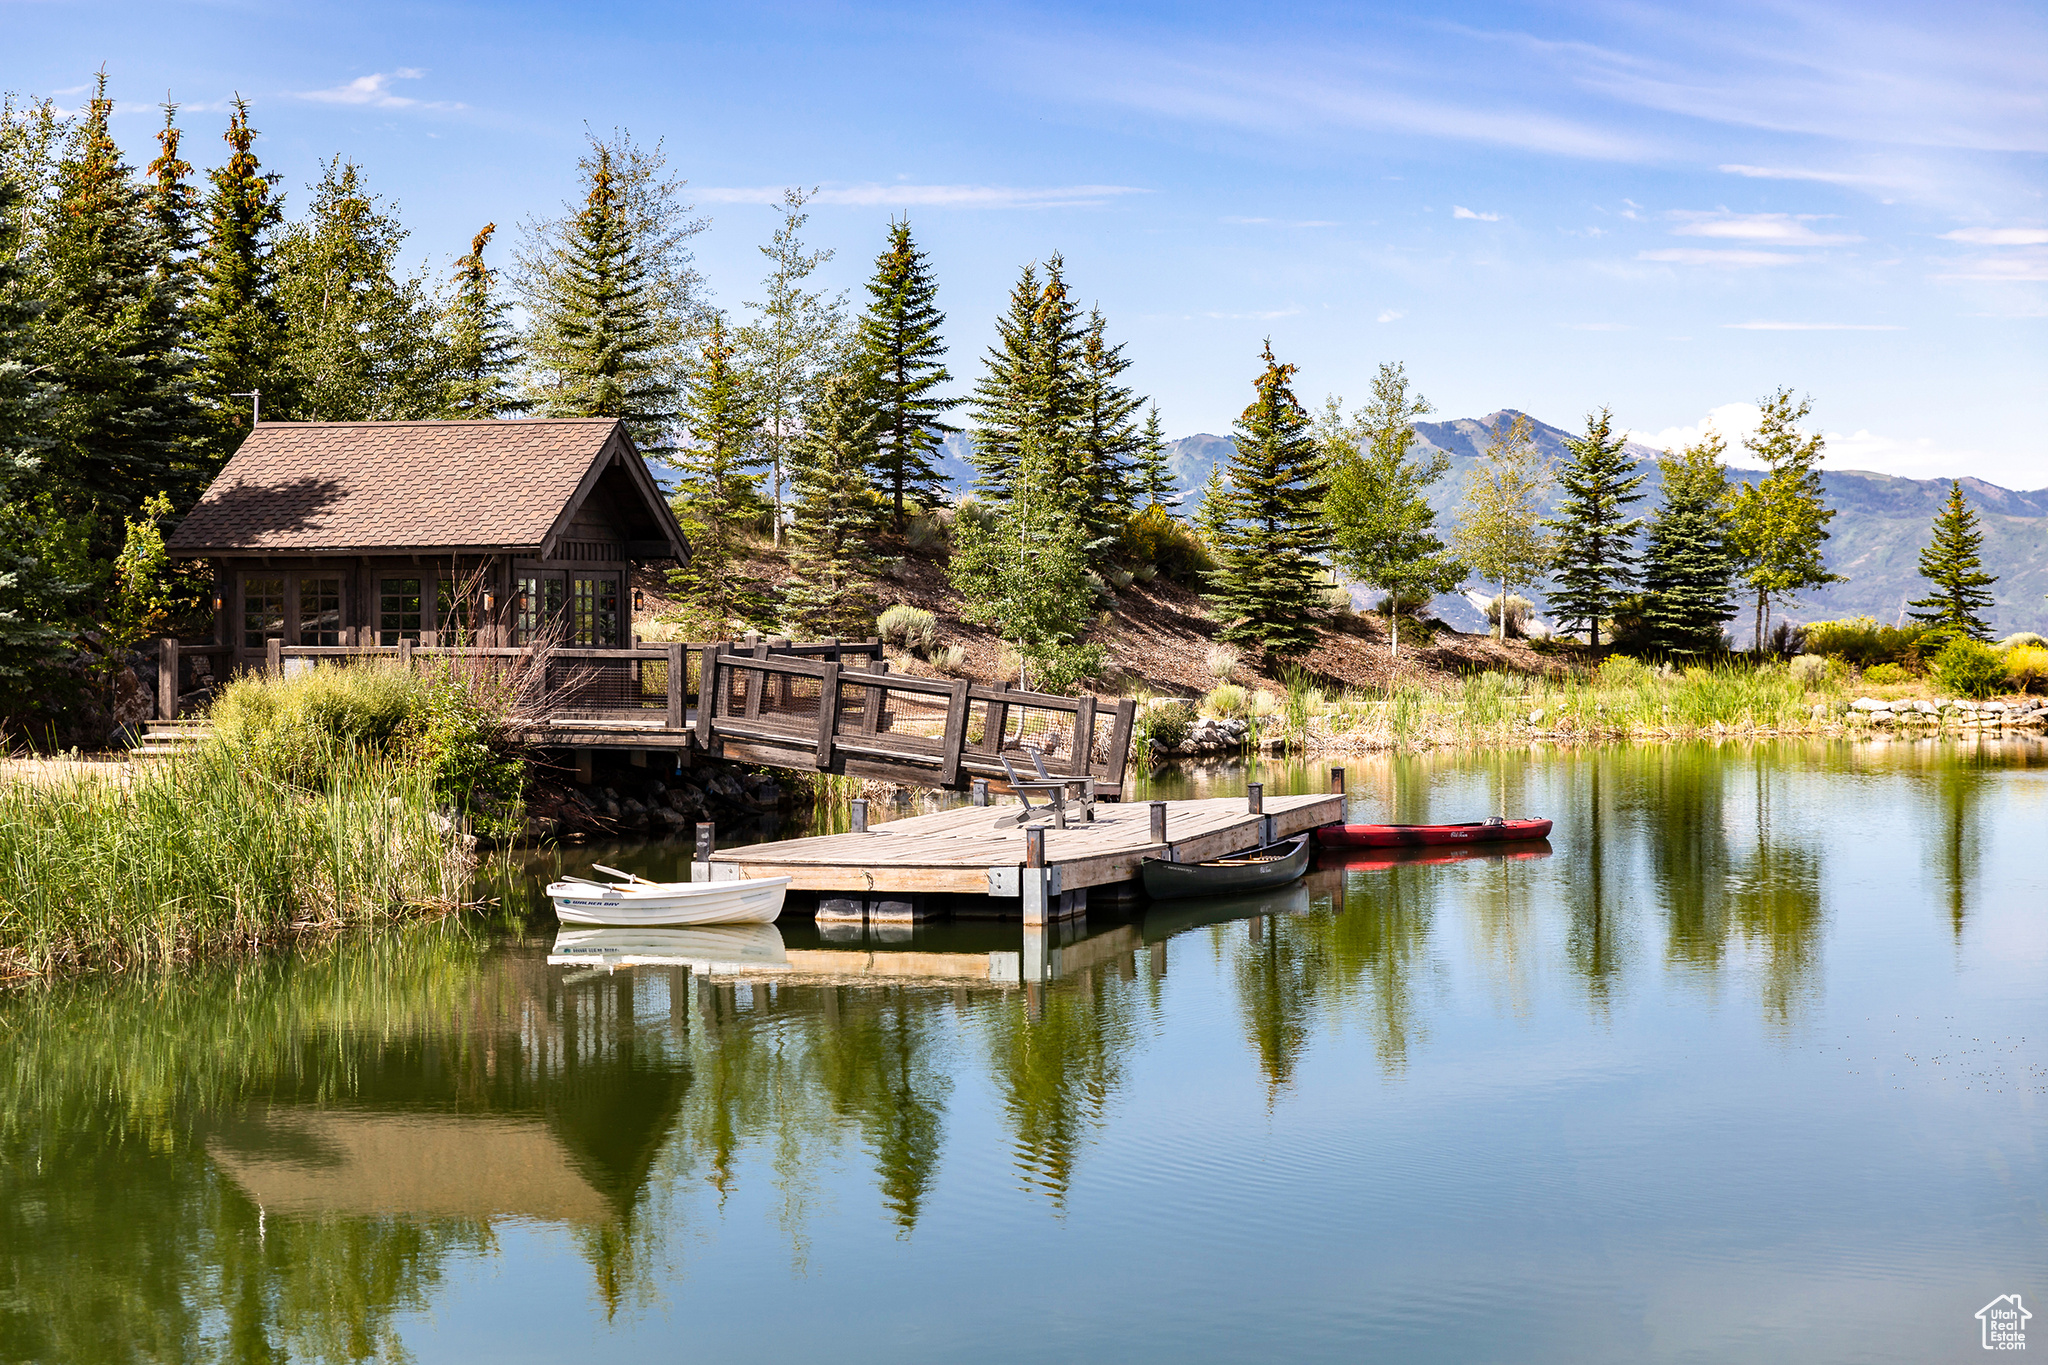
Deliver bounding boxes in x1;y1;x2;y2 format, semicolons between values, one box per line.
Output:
1497;579;1506;641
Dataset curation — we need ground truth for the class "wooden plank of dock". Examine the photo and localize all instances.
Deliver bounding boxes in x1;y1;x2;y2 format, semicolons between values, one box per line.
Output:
707;793;1342;895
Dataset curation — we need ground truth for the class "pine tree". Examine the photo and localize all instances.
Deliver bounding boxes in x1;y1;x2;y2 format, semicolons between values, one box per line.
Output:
440;223;524;417
854;218;954;526
665;316;772;634
1543;407;1646;649
272;159;445;421
1451;413;1551;641
144;102;198;321
34;72;203;535
1194;466;1232;547
191;96;286;446
1071;306;1144;553
1906;481;1997;641
1321;364;1461;657
737;187;844;545
1207;342;1327;656
1133;405;1175;510
784;370;886;637
1640;427;1736;656
963;261;1038;499
518;132;703;456
1725;388;1841;650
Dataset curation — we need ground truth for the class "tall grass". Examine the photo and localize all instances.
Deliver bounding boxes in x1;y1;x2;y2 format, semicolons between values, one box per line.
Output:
0;737;472;979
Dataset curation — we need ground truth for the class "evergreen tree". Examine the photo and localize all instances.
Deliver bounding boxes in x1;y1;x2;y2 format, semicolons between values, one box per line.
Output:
1451;412;1551;641
854;218;954;527
190;96;286;447
1906;481;1997;641
1193;466;1232;547
440;223;524;417
1133;405;1175;510
272;159;445;421
518;132;704;456
965;256;1084;504
1071;306;1144;553
1725;388;1841;650
949;431;1101;693
33;72;202;535
1543;407;1645;649
964;261;1038;499
1321;364;1461;657
665;317;772;634
143;102;198;321
1207;342;1327;656
737;187;844;545
1640;427;1736;656
784;370;886;638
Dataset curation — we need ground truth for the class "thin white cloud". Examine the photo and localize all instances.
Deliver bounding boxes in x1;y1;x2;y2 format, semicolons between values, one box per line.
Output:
1668;211;1860;245
1934;253;2048;282
1718;163;1883;186
1941;227;2048;245
700;182;1147;210
1637;248;1801;268
1565;322;1632;331
294;69;462;111
1452;206;1501;221
1722;322;1905;331
1377;309;1404;323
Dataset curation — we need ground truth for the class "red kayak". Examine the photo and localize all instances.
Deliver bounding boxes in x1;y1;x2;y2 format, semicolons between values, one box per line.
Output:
1315;817;1552;848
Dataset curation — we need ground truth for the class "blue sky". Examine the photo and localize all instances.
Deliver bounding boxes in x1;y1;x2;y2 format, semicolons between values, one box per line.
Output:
8;0;2045;483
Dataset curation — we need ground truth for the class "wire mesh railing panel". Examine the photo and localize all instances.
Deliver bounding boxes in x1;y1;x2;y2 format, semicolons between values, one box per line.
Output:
751;669;823;729
997;702;1080;767
871;686;951;741
546;659;663;714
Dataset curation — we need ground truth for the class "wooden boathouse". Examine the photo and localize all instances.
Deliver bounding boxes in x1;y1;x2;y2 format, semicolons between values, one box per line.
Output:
160;417;1139;794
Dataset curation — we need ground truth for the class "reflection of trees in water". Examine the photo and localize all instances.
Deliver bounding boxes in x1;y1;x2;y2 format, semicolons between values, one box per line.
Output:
1627;746;1734;978
1561;755;1633;1013
810;986;954;1232
1227;876;1437;1086
1928;747;1992;941
978;967;1141;1209
1725;758;1826;1029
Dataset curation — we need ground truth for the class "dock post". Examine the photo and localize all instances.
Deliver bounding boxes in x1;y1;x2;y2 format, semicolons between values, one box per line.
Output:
971;778;989;807
691;822;716;881
1022;825;1053;927
1149;800;1168;846
1247;782;1264;814
1330;766;1345;794
267;638;283;678
158;638;179;719
850;798;868;833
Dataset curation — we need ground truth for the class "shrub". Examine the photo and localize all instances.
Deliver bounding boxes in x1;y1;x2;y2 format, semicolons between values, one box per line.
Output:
1119;504;1213;585
932;643;970;676
1322;582;1356;616
1134;699;1193;761
952;496;999;537
1205;643;1240;682
905;513;947;554
1803;616;1934;668
1595;655;1653;687
877;603;938;655
1020;641;1103;696
1862;662;1912;686
2001;631;2046;651
1203;683;1249;718
1933;637;2007;699
1131;561;1159;584
1788;653;1839;687
1483;593;1534;637
2005;645;2048;692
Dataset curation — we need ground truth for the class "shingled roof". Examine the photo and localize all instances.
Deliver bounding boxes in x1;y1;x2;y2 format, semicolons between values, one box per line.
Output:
168;418;689;558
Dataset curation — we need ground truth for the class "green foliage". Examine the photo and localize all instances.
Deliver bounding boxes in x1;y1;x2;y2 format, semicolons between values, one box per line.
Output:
1802;616;1932;668
1452;412;1552;641
965;260;1057;501
1726;388;1841;649
1071;306;1144;552
1641;428;1737;656
1543;407;1645;649
1132;699;1193;762
2002;632;2045;650
855;218;954;525
665;317;775;634
189;96;286;452
877;603;939;655
517;132;702;454
1321;364;1460;657
1861;662;1912;686
1208;342;1328;656
2004;645;2048;692
738;187;846;542
1906;480;1997;642
1203;683;1249;718
1119;503;1213;585
1133;405;1174;509
106;492;208;657
1932;636;2006;699
783;369;887;638
439;222;525;417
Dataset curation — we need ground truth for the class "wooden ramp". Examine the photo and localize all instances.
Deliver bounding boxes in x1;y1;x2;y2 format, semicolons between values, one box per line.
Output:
706;793;1341;924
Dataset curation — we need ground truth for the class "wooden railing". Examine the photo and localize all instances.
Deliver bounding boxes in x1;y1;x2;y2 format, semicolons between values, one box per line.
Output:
155;634;1136;794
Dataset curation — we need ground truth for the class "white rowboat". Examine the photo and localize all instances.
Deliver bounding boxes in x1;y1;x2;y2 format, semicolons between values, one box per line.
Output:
545;864;790;926
547;924;791;972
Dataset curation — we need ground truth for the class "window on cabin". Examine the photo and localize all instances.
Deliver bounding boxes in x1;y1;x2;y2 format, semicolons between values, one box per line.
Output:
513;574;565;645
378;578;422;645
298;577;343;646
243;577;285;649
570;575;619;647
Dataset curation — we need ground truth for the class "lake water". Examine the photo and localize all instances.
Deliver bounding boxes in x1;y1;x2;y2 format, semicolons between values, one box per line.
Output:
3;741;2043;1363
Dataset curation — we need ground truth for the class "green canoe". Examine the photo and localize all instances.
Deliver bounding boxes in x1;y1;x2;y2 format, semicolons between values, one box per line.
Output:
1139;835;1311;901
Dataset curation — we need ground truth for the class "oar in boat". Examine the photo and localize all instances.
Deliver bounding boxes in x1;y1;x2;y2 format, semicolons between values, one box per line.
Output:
591;863;655;884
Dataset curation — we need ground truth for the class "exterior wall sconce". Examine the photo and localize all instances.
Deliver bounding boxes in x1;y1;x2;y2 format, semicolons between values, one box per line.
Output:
632;588;645;613
483;592;495;613
212;594;223;613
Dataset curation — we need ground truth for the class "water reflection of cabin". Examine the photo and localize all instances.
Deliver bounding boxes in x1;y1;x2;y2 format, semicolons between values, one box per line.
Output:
167;418;687;666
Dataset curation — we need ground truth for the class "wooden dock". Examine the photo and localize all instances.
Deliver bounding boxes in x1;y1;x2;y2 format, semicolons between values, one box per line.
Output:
705;792;1342;924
